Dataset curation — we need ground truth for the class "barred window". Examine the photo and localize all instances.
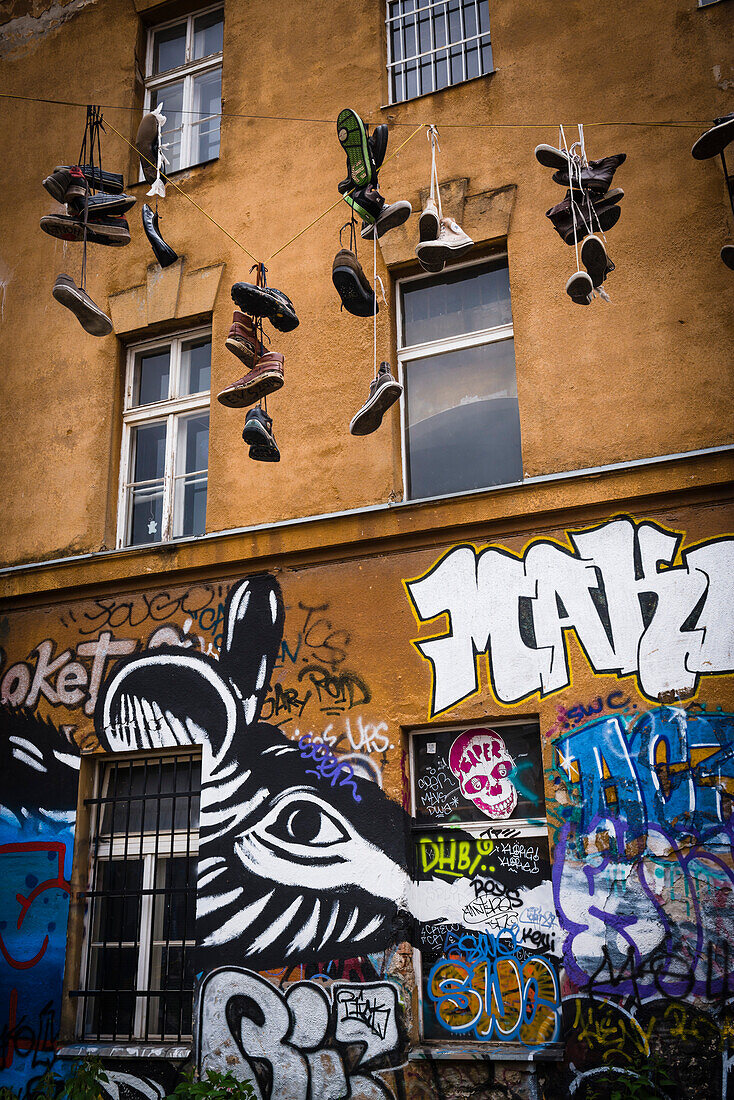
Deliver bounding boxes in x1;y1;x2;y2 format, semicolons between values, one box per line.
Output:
75;754;200;1042
386;0;493;104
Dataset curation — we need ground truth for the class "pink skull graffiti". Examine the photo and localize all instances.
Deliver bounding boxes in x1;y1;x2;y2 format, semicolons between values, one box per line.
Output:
448;727;518;819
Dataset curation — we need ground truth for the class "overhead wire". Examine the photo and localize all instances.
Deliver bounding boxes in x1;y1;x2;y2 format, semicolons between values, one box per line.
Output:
0;90;712;126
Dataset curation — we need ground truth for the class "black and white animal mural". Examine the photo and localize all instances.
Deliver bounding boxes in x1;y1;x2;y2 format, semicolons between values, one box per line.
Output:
94;574;415;971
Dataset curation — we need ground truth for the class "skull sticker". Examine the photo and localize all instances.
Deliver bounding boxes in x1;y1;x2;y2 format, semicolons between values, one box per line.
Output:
448;727;518;819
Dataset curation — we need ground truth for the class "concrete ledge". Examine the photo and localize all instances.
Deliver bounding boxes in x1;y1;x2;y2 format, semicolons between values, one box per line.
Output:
109;260;225;336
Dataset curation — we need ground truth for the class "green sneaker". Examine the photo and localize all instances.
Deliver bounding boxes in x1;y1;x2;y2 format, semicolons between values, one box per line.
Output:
337;108;375;190
342;184;384;225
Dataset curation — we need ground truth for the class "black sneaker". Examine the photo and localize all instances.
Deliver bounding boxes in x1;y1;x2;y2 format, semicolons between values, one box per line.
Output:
337;108;376;191
368;124;388;172
565;270;594;306
360;199;412;240
332;249;377;316
68;191;137;216
692;114;734;160
142;204;179;268
52;273;113;336
552;153;626;194
54;165;124;194
231;283;299;332
242;406;276;447
349;362;403;436
534;144;576;171
343;183;384;224
581;235;614;287
721;244;734;271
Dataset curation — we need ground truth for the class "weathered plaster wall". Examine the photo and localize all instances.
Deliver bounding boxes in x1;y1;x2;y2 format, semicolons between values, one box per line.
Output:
0;0;732;565
1;504;732;1097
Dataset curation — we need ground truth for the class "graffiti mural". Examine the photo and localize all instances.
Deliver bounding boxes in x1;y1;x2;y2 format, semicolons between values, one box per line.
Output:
405;517;734;716
197;967;404;1100
0;708;80;1096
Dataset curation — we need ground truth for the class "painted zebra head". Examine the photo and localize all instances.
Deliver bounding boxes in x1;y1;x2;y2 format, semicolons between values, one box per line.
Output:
95;574;412;970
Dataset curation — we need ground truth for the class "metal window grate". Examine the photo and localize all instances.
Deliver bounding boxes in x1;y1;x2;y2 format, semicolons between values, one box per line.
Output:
72;754;201;1042
386;0;493;104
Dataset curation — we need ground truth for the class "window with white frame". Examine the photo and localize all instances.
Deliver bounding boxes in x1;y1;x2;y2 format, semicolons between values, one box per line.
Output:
144;6;223;174
386;0;493;104
397;255;521;501
75;754;201;1042
119;329;210;547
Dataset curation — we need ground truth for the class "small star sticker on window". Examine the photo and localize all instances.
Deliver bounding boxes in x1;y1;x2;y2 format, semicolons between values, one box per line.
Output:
148;519;158;535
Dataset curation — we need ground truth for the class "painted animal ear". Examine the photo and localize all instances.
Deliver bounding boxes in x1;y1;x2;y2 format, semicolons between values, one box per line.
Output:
218;575;285;721
96;649;237;763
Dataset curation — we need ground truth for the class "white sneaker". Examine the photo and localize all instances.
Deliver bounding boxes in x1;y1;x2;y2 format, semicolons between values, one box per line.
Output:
415;216;473;264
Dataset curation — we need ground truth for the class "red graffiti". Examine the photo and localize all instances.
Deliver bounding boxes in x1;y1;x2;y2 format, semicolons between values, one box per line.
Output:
0;842;70;970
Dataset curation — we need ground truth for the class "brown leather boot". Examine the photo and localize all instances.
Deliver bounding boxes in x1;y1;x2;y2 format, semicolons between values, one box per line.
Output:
224;311;259;366
217;351;285;408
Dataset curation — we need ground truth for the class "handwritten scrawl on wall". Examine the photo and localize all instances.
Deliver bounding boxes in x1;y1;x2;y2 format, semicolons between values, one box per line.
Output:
404;517;734;716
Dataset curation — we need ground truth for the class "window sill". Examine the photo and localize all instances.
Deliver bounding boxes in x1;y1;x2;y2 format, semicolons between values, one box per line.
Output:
410;1042;564;1062
130;157;219;188
57;1042;192;1060
381;69;496;110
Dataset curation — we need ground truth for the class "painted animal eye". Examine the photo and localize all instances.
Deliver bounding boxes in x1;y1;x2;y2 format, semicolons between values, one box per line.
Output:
266;799;348;847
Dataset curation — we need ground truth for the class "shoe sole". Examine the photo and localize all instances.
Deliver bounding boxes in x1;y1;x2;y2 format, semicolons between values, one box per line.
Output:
581;236;608;287
52;281;112;336
230;285;299;332
337;108;373;189
415;238;473;264
349;379;402;436
242;421;275;445
332;266;377;316
566;271;594;305
220;369;284;408
224;336;258;368
692;117;734;160
249;444;280;462
534;144;573;170
419;209;440;242
40;216;131;246
71;195;137;216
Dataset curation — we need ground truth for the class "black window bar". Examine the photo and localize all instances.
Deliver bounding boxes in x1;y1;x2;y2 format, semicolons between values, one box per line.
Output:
71;753;201;1042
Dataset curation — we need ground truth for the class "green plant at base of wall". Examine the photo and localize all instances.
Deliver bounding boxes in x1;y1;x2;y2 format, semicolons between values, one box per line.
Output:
581;1060;678;1100
167;1069;256;1100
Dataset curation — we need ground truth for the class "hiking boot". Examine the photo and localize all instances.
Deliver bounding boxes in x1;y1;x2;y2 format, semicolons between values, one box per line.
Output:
415;216;473;264
219;352;284;407
230;282;299;331
552;153;627;193
136;113;160;184
68;191;136;216
368;124;389;172
581;235;615;287
419;196;440;242
52;273;113;336
343;183;384;224
692;114;734;160
43;165;87;204
242;406;277;447
142;204;178;267
566;270;594;305
224;311;260;366
349;362;403;436
249;438;281;462
40;212;131;246
332;249;377;316
360;199;412;240
721;243;734;271
54;165;124;194
534;144;577;171
337;107;376;191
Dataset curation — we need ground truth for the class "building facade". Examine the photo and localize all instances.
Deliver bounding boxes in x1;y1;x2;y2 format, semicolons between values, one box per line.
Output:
0;0;733;1097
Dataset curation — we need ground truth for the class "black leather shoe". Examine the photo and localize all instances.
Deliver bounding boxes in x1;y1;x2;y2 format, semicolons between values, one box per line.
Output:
142;204;178;268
